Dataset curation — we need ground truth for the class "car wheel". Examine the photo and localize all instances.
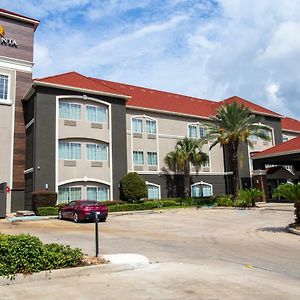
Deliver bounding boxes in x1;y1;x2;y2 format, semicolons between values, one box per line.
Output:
73;212;80;223
58;210;63;220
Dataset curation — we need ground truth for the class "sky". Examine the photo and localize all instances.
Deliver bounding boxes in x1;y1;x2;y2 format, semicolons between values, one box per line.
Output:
1;0;300;119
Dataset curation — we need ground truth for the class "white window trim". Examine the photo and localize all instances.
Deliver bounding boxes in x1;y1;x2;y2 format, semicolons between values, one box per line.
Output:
132;117;144;133
86;142;109;161
133;150;144;166
86;104;107;124
147;151;158;166
145;181;161;199
187;122;207;139
58;185;82;203
190;181;213;197
59;141;81;160
0;72;11;105
86;185;110;201
59;101;82;120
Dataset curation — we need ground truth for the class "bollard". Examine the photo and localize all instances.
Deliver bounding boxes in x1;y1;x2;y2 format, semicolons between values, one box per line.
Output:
95;212;100;257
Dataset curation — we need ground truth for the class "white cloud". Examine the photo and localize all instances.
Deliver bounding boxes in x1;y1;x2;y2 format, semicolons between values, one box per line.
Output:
1;0;300;118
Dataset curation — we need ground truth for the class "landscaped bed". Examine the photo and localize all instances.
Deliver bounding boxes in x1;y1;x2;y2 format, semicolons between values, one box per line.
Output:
0;233;107;279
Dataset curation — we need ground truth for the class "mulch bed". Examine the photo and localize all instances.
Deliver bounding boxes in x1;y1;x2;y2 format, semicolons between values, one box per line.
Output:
80;255;110;266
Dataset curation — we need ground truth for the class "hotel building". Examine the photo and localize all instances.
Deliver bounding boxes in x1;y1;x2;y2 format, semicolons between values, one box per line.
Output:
1;9;300;213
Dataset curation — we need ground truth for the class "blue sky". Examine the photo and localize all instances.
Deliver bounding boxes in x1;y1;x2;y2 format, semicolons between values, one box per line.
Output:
1;0;300;118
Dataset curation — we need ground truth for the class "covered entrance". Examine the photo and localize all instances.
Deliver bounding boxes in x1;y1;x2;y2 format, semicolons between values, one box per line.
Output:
251;136;300;201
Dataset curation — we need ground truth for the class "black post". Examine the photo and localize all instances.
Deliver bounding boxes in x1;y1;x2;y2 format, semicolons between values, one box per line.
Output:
95;213;99;257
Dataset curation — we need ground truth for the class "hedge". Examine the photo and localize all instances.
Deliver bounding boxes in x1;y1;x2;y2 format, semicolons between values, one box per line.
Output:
36;206;59;216
0;234;83;279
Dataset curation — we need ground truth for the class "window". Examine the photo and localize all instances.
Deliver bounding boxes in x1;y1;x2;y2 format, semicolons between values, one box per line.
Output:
59;142;81;160
191;183;213;197
249;135;258;141
59;102;81;120
132;118;143;133
0;74;8;100
147;184;160;199
86;143;108;161
133;151;144;165
146;120;157;134
147;152;157;166
203;157;210;168
58;187;82;203
86;105;107;123
283;135;289;142
199;126;206;138
188;125;197;138
87;186;109;201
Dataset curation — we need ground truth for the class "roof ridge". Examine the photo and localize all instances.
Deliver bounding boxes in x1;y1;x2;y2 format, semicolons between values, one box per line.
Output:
35;71;80;82
90;76;216;104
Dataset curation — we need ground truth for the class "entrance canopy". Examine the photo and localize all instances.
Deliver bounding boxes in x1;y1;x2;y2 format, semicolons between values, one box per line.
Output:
251;136;300;170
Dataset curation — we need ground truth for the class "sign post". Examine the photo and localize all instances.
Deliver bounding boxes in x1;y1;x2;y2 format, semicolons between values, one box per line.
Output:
95;212;100;257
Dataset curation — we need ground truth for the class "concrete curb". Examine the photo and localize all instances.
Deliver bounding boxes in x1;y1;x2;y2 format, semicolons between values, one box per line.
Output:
286;225;300;236
6;215;58;222
0;260;149;286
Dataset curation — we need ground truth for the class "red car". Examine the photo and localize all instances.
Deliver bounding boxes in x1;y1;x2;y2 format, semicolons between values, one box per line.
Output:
58;200;108;223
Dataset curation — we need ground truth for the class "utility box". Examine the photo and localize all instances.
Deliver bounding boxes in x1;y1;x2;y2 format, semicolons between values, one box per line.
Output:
0;182;7;218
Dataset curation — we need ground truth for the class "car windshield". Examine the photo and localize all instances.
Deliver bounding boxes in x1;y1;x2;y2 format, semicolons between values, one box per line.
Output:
80;201;98;206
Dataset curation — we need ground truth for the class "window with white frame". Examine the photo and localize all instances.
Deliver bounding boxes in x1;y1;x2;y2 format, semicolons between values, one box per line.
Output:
133;151;144;165
147;184;160;199
188;125;197;138
86;143;108;161
58;187;82;203
0;74;8;101
59;102;81;120
87;186;109;201
147;152;157;165
282;135;289;142
132;118;143;133
86;105;107;123
203;157;210;168
199;126;206;138
59;142;81;160
249;134;258;141
191;182;213;197
146;119;157;134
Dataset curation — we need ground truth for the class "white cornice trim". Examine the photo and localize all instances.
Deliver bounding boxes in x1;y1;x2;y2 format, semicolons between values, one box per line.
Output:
32;81;130;100
282;129;300;134
0;12;39;30
0;56;33;73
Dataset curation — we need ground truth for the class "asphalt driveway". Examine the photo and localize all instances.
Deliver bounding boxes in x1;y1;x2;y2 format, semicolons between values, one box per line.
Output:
0;204;299;299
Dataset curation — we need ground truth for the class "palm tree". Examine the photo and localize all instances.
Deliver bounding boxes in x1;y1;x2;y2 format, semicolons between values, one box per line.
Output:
273;183;300;224
201;101;271;198
238;188;264;207
164;137;209;198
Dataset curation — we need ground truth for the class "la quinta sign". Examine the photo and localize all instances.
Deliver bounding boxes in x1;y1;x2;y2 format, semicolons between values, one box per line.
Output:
0;25;18;48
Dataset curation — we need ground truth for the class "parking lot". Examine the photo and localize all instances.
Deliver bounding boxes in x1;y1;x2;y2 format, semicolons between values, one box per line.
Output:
0;204;299;299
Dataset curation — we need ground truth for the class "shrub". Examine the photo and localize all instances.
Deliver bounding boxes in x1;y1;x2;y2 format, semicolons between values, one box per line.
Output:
0;234;83;278
215;195;234;207
233;198;252;208
36;206;59;216
238;188;264;207
179;197;216;207
100;200;125;206
120;173;147;202
32;190;57;213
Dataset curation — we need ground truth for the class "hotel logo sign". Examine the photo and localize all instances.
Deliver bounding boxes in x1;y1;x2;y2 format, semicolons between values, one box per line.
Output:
0;25;18;48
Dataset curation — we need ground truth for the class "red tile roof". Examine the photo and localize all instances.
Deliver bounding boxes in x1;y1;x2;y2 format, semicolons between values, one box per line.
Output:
90;77;216;118
34;72;129;98
34;71;290;120
0;8;39;27
281;117;300;133
215;96;282;117
252;136;300;159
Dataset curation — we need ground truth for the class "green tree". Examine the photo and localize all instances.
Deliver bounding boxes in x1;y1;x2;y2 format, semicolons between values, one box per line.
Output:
120;172;147;202
164;137;208;198
273;183;300;224
238;188;264;207
202;101;270;198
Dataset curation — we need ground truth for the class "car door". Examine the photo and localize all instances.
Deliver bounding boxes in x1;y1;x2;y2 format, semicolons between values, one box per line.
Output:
64;201;76;219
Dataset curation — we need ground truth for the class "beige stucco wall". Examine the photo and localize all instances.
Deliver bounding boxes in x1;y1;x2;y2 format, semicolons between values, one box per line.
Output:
0;67;16;212
126;108;225;174
58;97;111;188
